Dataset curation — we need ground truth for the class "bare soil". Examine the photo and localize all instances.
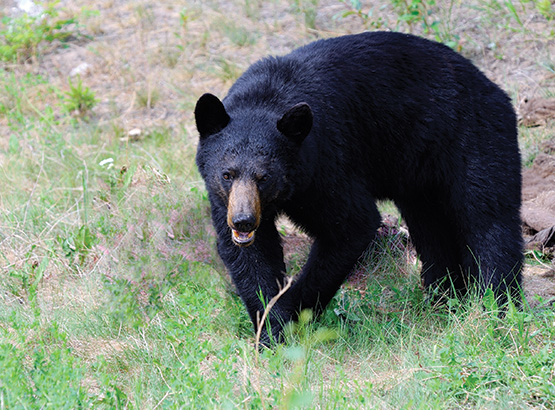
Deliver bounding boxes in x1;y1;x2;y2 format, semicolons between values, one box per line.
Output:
522;138;555;305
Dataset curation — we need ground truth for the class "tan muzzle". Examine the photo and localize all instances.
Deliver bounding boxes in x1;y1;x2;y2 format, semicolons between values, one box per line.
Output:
227;179;261;246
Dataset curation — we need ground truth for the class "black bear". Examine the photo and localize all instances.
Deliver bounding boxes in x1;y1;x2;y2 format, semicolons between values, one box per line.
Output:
194;32;522;344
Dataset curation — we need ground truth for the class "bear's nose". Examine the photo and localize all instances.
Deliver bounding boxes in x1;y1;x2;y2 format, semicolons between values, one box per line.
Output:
232;213;256;232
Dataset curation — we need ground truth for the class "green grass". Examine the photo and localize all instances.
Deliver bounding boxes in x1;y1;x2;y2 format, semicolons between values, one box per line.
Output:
216;18;259;47
0;2;85;63
1;1;554;409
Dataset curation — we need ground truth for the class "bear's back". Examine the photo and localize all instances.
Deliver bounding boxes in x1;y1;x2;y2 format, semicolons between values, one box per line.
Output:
222;32;517;199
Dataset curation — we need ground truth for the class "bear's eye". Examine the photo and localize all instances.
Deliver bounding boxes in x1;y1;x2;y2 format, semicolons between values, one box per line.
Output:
222;172;233;181
259;175;269;183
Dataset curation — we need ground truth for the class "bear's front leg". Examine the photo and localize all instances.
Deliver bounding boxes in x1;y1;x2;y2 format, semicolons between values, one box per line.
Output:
213;207;292;344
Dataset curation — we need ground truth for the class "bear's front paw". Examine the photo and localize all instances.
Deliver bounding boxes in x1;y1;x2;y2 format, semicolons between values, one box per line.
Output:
256;320;286;349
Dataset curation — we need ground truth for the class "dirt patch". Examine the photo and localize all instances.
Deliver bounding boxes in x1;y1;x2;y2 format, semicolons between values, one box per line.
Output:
518;97;555;127
521;137;555;305
522;139;555;252
523;265;555;306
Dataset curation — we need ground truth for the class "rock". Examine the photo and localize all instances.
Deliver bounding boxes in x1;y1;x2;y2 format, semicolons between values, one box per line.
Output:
15;0;44;17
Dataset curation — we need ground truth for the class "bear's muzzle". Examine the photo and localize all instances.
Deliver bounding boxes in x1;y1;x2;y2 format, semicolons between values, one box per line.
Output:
227;179;260;246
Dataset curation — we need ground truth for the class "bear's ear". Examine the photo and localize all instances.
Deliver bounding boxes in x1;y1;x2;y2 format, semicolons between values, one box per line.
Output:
194;93;230;139
277;102;313;145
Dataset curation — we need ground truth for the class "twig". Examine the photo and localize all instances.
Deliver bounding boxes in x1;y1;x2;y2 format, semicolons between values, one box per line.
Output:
254;276;293;355
152;390;170;410
252;276;293;408
526;249;554;271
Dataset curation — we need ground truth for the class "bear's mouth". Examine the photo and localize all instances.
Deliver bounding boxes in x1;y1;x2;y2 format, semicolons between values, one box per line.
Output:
231;229;255;246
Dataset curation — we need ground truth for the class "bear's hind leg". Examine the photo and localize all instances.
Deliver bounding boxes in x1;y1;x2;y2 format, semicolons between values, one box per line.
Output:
396;198;465;298
460;217;523;305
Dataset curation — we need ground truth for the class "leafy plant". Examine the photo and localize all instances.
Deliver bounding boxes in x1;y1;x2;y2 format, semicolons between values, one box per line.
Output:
62;76;97;117
0;2;83;63
5;247;48;307
58;224;97;266
391;0;433;30
337;0;461;49
337;0;386;28
536;0;555;19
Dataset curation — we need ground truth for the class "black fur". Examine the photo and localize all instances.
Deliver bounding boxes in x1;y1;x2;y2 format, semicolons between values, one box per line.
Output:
195;32;523;344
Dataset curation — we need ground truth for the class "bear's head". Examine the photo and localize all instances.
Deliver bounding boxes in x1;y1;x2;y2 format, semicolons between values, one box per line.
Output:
194;93;313;246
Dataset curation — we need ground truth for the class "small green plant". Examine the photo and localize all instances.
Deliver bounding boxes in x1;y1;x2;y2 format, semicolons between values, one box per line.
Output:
391;0;432;30
503;0;526;28
338;0;436;31
62;76;97;117
6;248;48;307
179;7;201;30
293;0;320;30
525;248;553;267
215;57;242;82
536;0;555;19
218;20;258;47
0;2;83;63
57;165;98;267
244;0;262;18
137;85;160;108
58;224;97;267
337;0;386;28
392;0;461;48
338;0;461;49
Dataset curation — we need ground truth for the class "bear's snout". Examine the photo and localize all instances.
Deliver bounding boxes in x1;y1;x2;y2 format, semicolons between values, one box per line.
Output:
227;178;261;246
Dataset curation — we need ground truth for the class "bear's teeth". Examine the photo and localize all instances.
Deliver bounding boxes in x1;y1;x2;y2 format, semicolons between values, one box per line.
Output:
232;229;255;244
